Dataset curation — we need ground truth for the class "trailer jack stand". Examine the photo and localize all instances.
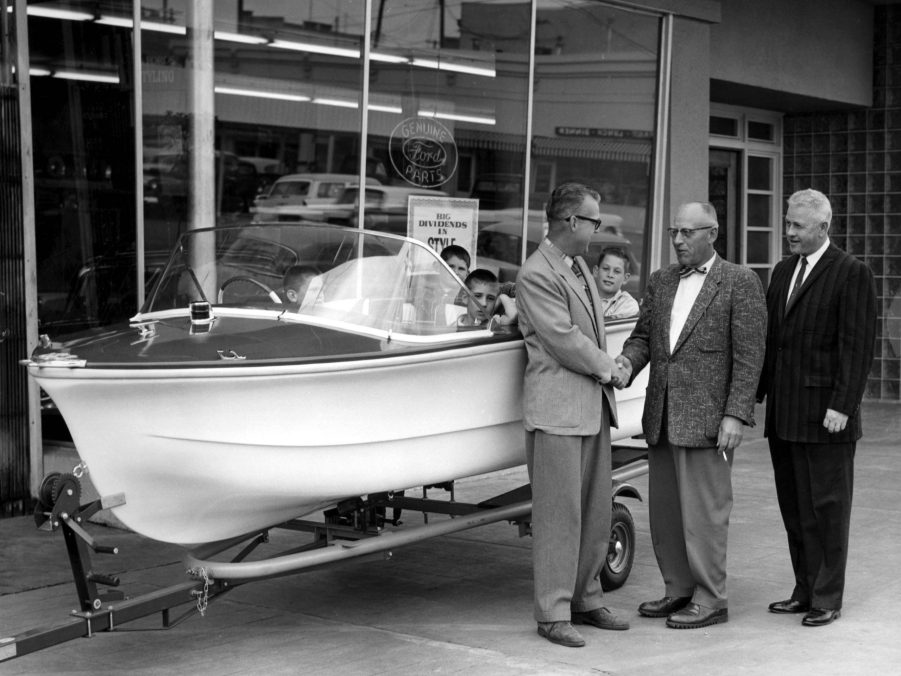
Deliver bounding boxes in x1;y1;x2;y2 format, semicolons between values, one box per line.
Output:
0;473;218;663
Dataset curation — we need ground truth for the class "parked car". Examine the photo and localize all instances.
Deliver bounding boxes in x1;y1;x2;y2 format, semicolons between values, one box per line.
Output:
326;185;449;233
143;151;261;213
251;173;381;222
470;173;524;210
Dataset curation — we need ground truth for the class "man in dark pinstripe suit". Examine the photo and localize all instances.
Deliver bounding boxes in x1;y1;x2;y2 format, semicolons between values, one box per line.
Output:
757;188;877;627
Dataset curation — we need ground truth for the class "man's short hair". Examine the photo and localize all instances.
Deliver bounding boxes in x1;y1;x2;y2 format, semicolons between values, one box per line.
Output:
440;244;471;268
676;202;719;228
598;246;631;275
788;188;832;225
545;182;601;226
464;268;499;288
283;264;319;289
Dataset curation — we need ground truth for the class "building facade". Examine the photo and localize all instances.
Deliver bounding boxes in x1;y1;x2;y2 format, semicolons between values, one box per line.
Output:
0;0;897;513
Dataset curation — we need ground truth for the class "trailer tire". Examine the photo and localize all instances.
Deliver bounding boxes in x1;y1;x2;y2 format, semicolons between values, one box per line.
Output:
601;502;635;591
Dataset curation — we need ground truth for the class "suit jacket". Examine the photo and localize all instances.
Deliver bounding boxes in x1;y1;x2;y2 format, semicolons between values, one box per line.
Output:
756;244;877;443
621;257;766;447
517;240;618;435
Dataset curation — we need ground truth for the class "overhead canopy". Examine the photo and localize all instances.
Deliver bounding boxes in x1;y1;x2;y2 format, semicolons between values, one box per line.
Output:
455;128;651;163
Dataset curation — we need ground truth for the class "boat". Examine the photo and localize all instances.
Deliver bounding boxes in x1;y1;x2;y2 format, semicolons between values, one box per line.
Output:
24;222;648;549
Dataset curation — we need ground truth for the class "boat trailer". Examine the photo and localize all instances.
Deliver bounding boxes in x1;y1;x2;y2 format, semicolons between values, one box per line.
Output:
0;456;647;663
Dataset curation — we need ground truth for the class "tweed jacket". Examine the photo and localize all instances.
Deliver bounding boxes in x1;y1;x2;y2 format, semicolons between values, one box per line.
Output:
621;256;766;447
756;244;876;443
517;240;619;435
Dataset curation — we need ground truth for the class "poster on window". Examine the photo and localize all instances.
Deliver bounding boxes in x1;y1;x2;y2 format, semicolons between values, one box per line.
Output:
407;196;479;266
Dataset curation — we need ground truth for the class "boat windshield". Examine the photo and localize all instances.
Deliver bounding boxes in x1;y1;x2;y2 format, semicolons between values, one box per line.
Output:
142;223;499;337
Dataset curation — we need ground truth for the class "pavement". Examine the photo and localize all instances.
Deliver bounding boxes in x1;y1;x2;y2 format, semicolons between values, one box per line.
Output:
1;402;899;675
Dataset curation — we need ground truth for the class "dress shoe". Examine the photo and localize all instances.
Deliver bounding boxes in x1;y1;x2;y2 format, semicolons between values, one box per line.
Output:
666;603;729;629
802;608;841;627
537;621;585;647
638;596;692;618
768;599;810;614
572;607;630;631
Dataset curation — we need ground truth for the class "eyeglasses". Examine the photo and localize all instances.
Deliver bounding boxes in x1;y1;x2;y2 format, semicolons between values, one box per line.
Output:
667;225;714;239
571;214;603;232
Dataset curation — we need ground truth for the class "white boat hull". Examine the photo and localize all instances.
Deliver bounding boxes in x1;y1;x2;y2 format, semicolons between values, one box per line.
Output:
30;323;645;546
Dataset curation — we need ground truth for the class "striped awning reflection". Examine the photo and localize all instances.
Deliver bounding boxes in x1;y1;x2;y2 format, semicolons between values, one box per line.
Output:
532;136;651;163
454;129;651;163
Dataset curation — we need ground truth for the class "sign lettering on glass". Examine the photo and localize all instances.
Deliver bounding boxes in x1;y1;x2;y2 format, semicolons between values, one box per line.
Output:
390;117;458;189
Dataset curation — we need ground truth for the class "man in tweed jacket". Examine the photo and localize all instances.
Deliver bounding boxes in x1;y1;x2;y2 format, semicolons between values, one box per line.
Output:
618;202;766;629
757;189;876;627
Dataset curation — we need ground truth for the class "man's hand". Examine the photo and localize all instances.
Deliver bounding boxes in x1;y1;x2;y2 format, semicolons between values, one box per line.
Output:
610;363;628;389
611;355;632;389
823;408;849;433
717;415;744;454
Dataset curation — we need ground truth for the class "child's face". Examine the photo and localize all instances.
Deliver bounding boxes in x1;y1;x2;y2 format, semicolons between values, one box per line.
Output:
593;254;630;298
445;255;469;280
466;281;499;324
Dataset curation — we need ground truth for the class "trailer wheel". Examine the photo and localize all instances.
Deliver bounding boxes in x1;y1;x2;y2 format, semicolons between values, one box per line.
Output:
601;502;635;591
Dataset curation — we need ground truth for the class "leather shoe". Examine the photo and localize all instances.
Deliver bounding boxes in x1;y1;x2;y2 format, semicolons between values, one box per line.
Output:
572;607;630;631
768;599;810;614
802;608;841;627
537;621;585;647
638;596;692;618
666;603;729;629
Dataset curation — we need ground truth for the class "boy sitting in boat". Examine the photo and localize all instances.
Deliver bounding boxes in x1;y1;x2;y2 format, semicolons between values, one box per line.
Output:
281;265;321;311
592;246;639;319
440;244;471;282
456;268;517;330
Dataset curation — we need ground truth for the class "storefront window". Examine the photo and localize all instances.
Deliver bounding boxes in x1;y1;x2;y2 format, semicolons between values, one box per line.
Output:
30;0;660;339
527;1;658;298
27;1;137;336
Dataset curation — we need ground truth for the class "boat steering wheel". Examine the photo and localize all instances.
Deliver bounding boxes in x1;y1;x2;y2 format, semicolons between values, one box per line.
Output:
217;276;282;304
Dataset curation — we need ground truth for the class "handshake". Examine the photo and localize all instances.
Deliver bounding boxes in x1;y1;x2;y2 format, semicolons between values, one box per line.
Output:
609;354;632;390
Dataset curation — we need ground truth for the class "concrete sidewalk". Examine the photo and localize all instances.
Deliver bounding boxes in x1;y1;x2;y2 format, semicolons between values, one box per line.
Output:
1;402;899;675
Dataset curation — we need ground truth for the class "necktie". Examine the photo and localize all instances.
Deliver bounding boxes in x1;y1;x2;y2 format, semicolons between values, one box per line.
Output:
679;265;708;278
786;256;807;310
571;259;592;302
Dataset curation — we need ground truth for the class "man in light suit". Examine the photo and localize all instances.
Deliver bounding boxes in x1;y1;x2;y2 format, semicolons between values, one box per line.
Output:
757;189;876;627
516;182;630;648
618;202;766;629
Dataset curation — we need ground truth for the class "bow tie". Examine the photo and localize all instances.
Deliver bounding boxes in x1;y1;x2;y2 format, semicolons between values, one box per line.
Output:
679;265;708;278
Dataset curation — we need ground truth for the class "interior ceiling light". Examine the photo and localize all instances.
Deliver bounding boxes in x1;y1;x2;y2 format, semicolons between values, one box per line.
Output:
29;67;52;77
215;86;310;102
411;58;496;78
312;98;358;109
368;104;403;114
55;70;120;84
140;20;186;35
371;52;409;64
214;31;268;45
26;6;92;21
417;109;495;126
270;39;360;59
95;15;186;34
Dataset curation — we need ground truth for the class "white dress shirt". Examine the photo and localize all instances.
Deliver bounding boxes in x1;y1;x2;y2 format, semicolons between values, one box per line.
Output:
787;237;830;304
670;252;718;353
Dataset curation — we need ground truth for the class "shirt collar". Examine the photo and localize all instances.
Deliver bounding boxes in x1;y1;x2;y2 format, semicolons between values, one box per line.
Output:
544;237;574;268
802;237;830;269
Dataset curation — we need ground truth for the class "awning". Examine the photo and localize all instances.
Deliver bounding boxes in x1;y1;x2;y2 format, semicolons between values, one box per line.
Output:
454;129;651;163
532;136;651;163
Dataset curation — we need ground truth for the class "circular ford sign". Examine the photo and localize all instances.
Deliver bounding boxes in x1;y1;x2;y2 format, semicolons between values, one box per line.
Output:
389;117;458;188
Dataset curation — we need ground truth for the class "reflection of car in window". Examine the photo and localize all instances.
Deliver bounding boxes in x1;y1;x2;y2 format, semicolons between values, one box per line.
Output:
142;150;261;212
470;173;523;210
476;210;640;293
251;174;382;222
326;185;448;233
